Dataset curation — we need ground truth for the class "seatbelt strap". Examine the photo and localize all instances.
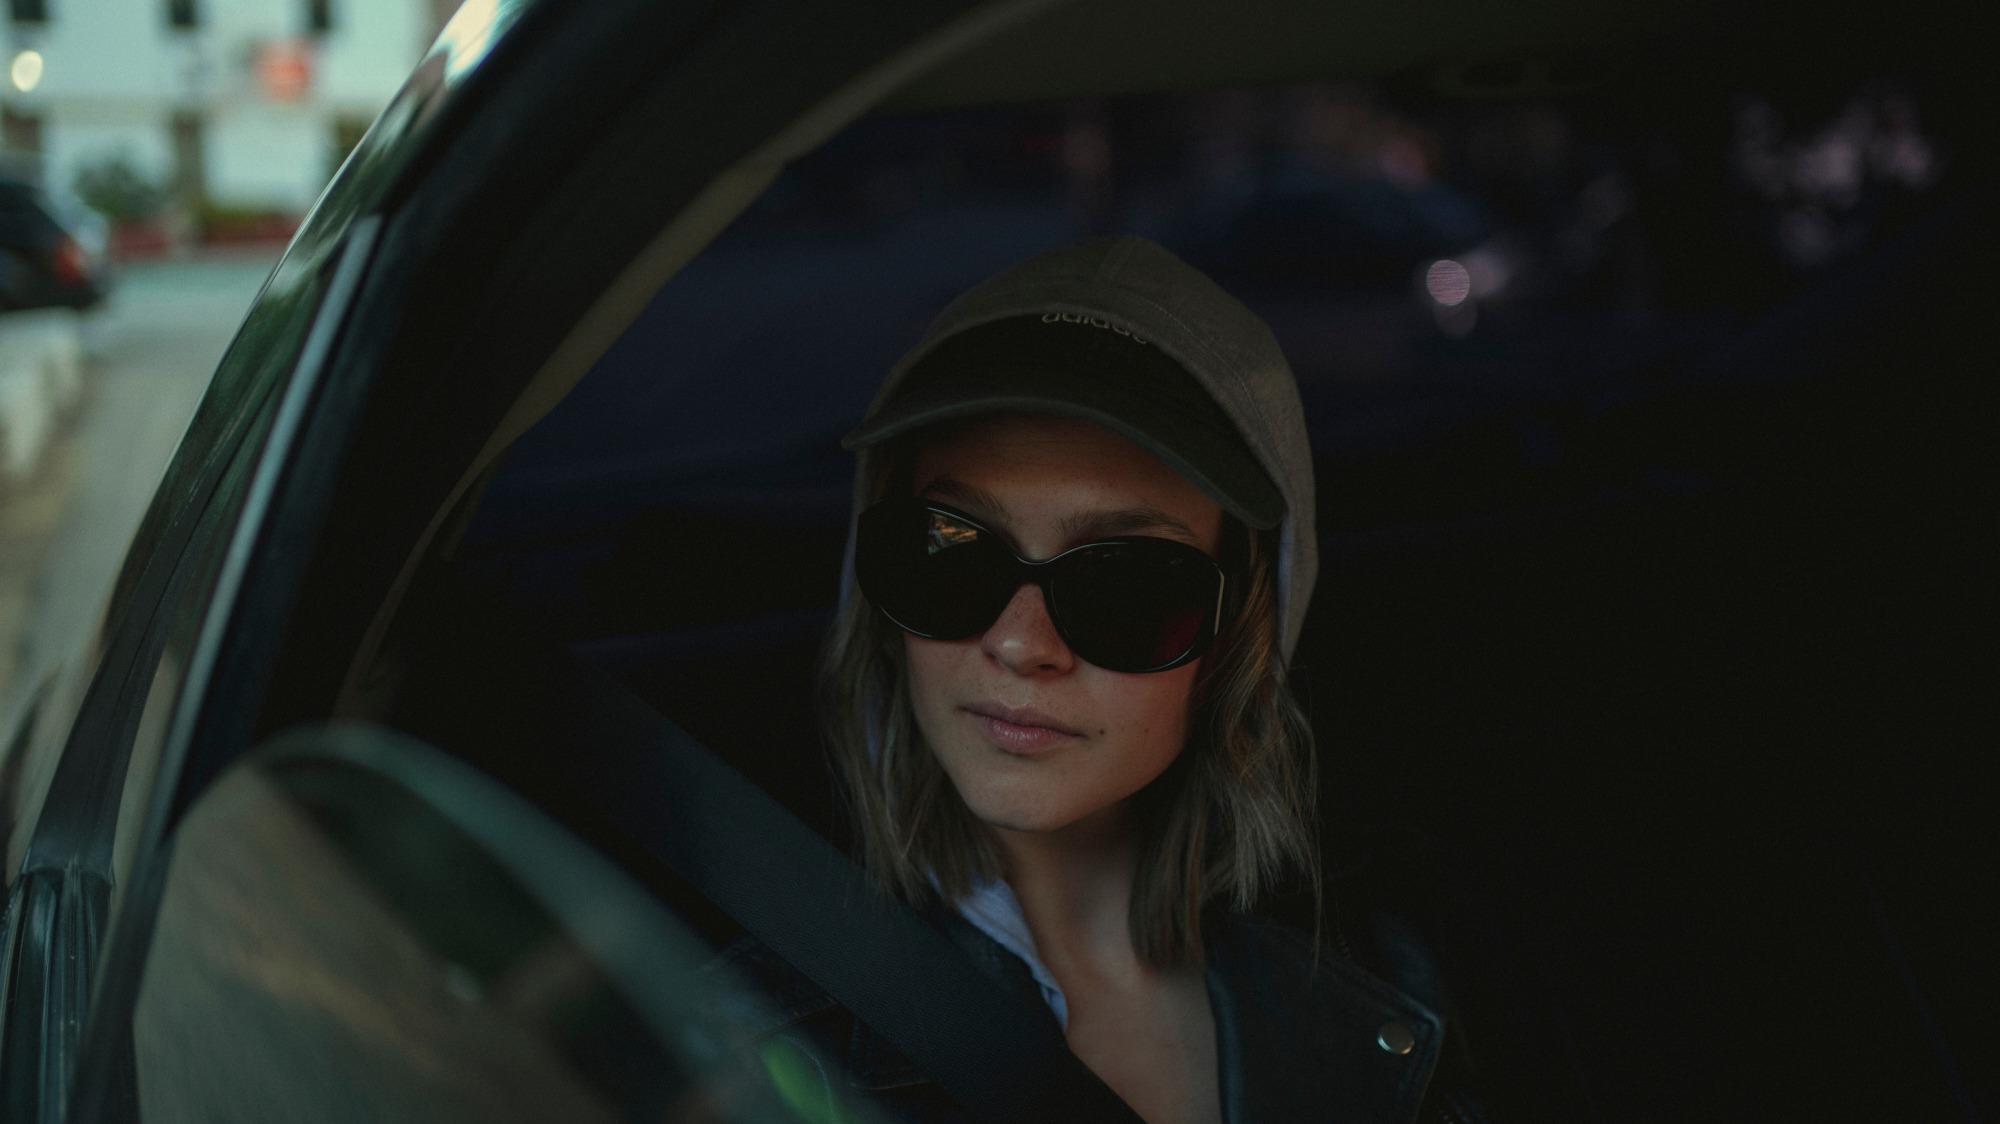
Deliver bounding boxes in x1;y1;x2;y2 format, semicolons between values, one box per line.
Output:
528;622;1145;1124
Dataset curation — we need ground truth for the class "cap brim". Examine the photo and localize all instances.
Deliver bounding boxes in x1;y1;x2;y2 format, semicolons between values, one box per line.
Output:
844;364;1285;530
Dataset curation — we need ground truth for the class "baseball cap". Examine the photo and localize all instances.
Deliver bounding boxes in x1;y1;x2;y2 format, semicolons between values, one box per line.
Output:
842;311;1283;529
842;235;1318;655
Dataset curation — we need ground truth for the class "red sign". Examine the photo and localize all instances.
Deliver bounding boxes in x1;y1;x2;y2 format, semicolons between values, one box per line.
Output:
254;38;314;102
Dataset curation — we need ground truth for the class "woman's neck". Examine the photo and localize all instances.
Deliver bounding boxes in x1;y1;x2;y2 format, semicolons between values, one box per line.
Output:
991;802;1142;975
991;802;1223;1124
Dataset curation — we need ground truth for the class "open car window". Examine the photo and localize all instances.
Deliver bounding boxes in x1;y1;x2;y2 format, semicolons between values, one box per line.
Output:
450;72;1960;821
429;63;1985;1120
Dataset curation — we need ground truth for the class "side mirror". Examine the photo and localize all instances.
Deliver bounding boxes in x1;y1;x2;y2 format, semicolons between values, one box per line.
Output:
127;722;858;1124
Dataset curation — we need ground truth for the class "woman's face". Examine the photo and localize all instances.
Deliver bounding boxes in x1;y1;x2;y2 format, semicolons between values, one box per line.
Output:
903;413;1225;837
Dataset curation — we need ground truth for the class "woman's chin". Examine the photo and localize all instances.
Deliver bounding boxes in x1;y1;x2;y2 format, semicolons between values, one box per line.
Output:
964;794;1093;837
946;755;1158;839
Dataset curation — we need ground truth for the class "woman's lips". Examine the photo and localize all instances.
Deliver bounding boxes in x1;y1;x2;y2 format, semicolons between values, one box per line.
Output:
962;703;1081;756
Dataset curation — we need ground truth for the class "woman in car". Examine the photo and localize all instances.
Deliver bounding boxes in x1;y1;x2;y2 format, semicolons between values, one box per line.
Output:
721;235;1466;1124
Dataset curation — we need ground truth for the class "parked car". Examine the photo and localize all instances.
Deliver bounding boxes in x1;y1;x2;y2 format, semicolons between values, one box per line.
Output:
0;179;106;314
0;0;1989;1121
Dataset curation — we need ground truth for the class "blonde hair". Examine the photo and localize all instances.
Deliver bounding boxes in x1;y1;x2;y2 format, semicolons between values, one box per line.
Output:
820;456;1319;967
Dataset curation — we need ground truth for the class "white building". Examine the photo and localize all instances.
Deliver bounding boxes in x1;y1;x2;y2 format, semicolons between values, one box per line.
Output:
0;0;442;216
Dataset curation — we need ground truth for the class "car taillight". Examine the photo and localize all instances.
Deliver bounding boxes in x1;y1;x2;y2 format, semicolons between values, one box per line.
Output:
53;236;90;286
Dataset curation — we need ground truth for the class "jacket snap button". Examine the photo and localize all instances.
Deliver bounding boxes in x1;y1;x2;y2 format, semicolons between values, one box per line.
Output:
1377;1021;1415;1055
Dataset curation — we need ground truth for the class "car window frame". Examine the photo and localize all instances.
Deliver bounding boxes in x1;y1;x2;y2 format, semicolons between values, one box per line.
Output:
55;3;1086;1117
0;220;382;1124
0;1;555;1113
0;0;533;897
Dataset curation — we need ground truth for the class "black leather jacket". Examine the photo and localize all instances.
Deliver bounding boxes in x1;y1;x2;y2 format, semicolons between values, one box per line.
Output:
710;911;1485;1123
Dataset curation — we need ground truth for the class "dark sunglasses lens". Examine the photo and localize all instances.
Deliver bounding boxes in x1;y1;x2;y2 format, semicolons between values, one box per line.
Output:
857;503;1015;640
1051;542;1218;672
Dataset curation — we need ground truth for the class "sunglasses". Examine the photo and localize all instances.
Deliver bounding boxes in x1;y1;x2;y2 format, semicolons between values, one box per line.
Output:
855;498;1229;673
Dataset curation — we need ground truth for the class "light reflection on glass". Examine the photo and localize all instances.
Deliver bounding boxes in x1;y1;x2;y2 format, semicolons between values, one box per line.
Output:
1425;259;1472;307
927;513;980;554
436;0;532;82
1730;86;1944;270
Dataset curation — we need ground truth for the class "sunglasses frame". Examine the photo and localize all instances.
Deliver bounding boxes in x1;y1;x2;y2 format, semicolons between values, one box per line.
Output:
857;498;1230;673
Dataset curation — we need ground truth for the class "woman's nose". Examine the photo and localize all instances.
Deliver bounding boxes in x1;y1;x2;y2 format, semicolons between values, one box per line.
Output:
980;583;1074;676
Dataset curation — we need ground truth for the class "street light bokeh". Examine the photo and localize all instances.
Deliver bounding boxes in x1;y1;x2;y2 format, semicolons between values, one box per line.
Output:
10;50;44;93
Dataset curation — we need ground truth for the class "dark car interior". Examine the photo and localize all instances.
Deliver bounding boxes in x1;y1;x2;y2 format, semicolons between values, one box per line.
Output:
386;30;1991;1123
59;1;1989;1120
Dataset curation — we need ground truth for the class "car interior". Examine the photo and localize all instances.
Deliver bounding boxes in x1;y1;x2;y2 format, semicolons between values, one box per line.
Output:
80;0;1994;1120
425;58;1986;1124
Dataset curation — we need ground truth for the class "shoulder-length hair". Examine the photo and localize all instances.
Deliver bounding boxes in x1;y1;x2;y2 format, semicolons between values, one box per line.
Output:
819;453;1319;968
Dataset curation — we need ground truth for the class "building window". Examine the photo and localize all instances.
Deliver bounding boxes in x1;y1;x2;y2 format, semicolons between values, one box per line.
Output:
306;0;331;34
167;0;198;28
9;0;48;25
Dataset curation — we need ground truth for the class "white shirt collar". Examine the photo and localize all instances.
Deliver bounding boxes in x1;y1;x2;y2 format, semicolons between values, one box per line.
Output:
953;877;1069;1029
